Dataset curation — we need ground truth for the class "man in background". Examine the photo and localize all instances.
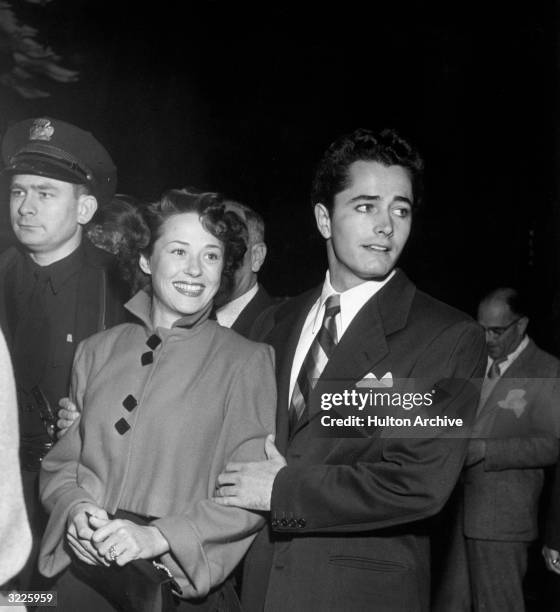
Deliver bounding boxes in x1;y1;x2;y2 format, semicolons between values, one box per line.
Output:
461;287;560;611
215;199;275;336
0;117;127;589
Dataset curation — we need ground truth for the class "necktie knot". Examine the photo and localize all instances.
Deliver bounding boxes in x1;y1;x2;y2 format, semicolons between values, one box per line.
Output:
324;294;340;318
487;357;506;379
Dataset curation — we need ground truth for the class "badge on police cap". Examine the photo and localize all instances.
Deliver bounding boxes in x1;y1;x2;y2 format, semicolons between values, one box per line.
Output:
29;118;54;142
2;117;117;205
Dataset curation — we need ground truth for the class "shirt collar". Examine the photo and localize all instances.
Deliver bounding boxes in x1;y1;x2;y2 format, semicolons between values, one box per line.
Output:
312;270;395;335
216;283;259;327
487;335;529;375
23;242;84;294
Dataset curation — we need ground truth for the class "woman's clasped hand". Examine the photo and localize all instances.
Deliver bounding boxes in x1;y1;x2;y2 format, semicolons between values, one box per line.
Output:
66;502;169;567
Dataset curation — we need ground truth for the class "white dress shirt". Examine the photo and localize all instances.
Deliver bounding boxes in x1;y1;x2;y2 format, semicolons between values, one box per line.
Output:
485;335;529;378
216;283;259;328
288;271;395;407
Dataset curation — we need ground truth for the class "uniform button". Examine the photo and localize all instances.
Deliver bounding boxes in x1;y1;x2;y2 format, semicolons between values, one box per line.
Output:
298;518;306;528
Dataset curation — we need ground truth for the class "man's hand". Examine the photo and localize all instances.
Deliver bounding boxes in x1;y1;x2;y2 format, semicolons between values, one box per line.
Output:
66;502;109;566
57;397;80;438
543;546;560;574
465;439;486;466
213;435;287;511
89;515;170;566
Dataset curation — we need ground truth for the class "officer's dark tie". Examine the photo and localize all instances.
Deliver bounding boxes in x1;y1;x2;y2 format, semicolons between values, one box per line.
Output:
289;294;340;434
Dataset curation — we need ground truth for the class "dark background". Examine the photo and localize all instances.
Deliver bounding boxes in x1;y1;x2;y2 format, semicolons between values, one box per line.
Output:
1;1;559;350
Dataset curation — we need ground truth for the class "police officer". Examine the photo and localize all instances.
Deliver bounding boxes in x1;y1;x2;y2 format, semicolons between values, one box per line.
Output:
0;117;127;590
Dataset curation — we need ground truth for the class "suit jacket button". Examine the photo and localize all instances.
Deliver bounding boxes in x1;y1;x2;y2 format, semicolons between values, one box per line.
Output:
298;518;306;527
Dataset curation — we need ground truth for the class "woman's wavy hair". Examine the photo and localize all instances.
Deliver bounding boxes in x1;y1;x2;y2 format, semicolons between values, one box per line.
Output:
117;188;247;298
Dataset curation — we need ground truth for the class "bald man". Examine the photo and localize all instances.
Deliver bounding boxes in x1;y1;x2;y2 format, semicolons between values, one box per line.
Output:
461;288;560;611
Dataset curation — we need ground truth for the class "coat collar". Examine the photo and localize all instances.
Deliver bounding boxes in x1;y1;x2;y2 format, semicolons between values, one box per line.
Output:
125;290;213;332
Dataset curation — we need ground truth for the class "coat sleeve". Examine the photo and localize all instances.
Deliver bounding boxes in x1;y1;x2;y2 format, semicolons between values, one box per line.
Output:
38;339;99;577
546;456;560;550
152;343;276;599
270;320;486;534
0;329;32;586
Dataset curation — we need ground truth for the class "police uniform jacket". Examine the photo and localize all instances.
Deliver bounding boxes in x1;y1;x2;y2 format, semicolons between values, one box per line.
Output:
0;239;127;412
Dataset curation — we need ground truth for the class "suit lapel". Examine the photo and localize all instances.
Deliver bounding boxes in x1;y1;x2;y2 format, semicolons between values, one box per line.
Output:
232;286;273;337
265;288;320;452
477;340;536;430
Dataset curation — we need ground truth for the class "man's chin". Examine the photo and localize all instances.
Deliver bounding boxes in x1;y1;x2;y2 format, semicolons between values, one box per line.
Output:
360;264;396;282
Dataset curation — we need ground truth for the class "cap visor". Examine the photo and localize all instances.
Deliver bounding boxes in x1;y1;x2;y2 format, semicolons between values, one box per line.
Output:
3;158;86;185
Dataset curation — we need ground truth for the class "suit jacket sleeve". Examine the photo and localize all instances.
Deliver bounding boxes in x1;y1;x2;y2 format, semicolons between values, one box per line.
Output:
271;320;486;533
546;456;560;550
152;344;276;599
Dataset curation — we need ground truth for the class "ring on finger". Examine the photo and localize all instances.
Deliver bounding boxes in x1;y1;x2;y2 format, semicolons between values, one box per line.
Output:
553;558;559;566
109;544;119;562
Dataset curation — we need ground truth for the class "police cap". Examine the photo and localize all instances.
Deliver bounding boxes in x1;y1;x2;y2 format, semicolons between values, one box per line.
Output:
2;117;117;205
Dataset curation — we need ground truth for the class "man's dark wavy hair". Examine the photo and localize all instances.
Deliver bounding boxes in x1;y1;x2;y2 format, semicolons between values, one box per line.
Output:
311;128;424;212
118;187;247;298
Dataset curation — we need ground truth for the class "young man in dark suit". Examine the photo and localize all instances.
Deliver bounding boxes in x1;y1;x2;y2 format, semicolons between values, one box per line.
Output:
213;128;487;611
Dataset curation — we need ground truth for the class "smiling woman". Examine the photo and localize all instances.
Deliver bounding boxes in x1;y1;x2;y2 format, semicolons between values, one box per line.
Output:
140;211;225;326
121;189;247;326
36;188;276;611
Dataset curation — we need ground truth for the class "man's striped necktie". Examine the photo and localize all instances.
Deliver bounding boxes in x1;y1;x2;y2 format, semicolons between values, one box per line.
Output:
289;294;341;433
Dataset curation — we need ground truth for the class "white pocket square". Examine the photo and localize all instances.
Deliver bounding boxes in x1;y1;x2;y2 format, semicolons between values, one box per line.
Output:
356;371;393;388
497;389;527;418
